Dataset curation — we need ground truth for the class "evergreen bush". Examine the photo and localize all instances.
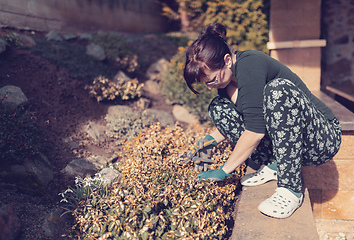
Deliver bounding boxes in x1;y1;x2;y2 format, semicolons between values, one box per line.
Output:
159;0;269;52
204;0;269;52
105;108;158;140
0;104;45;166
31;39;114;81
91;33;139;73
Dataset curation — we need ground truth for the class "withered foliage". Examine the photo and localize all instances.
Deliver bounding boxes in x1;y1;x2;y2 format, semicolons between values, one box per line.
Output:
86;75;144;102
73;123;244;239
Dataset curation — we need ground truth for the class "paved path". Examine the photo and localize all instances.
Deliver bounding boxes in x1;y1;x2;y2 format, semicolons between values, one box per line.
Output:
230;167;319;240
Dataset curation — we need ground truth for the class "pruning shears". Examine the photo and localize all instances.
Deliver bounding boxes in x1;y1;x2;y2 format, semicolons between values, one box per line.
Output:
179;139;217;172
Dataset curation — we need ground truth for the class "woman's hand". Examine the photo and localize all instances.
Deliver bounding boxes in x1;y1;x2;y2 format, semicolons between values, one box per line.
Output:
197;164;231;181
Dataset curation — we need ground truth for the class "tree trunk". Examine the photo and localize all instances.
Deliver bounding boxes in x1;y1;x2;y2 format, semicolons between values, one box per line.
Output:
179;1;190;32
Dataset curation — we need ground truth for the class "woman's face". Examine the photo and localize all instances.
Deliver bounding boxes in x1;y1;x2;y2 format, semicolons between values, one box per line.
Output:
201;64;233;90
200;54;234;90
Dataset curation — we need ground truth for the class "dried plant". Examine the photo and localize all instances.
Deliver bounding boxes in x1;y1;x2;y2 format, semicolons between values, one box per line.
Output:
72;123;245;239
86;75;144;102
1;33;23;48
115;54;139;73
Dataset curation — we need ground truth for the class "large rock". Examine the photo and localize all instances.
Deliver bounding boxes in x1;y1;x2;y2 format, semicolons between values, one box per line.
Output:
172;105;198;124
107;105;132;116
99;168;123;187
87;155;110;168
42;208;66;239
0;85;29;109
0;153;54;195
143;109;174;127
113;71;131;84
79;33;92;40
45;30;62;41
0;205;21;240
61;154;119;179
62;33;77;41
23;153;54;193
61;158;99;178
84;121;107;143
62;137;80;150
86;43;106;61
143;79;161;95
146;58;169;81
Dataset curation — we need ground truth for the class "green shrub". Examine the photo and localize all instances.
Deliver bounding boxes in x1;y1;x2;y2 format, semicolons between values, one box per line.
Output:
159;0;209;32
70;123;244;239
160;46;218;122
105;107;158;140
159;0;269;52
204;0;269;52
0;104;45;166
162;32;196;48
31;38;114;81
91;33;139;73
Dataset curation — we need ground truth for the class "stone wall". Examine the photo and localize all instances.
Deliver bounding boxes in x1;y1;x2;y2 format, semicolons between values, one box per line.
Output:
0;0;167;33
321;0;354;89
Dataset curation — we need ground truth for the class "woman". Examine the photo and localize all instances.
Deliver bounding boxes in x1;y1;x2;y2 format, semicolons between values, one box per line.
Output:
183;22;342;218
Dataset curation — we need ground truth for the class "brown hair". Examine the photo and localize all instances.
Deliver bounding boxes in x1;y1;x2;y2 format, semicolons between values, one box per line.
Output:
184;22;231;94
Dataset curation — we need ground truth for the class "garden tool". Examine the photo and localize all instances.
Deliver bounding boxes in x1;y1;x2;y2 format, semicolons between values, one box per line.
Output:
179;136;217;172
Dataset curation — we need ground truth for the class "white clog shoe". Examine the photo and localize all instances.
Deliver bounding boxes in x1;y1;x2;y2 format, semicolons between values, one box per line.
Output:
240;165;277;186
258;187;303;218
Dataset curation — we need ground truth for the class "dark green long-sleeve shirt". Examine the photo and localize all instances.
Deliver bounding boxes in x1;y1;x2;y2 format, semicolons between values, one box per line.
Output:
218;50;336;134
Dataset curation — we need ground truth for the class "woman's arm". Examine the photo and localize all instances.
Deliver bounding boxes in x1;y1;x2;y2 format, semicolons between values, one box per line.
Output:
209;128;226;143
222;130;264;174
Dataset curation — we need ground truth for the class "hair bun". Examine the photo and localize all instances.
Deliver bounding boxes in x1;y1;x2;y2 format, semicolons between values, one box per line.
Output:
200;22;227;40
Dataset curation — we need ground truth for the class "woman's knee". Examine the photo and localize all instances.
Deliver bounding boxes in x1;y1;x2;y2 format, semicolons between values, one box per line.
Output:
263;78;298;109
264;78;296;95
208;96;238;120
208;96;223;113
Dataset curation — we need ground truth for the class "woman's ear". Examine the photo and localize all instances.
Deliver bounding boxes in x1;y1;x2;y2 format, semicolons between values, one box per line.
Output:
224;54;232;69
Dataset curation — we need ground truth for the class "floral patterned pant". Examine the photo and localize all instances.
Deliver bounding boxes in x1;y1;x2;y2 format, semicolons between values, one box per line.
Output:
208;78;342;192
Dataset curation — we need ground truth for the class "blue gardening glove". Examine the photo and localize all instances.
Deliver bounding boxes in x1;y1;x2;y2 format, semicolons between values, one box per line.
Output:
179;135;217;171
197;164;231;181
191;135;217;157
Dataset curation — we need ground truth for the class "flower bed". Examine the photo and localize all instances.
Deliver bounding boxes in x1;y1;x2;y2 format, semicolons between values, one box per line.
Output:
68;123;244;239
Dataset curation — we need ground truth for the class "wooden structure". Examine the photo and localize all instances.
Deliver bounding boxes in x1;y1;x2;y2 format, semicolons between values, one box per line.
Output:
268;0;354;221
234;0;354;238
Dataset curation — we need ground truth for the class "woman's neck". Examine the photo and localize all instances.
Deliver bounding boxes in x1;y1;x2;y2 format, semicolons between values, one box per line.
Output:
232;52;237;65
227;80;238;103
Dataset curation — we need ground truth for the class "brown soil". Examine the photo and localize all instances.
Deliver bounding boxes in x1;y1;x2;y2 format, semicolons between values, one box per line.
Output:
0;29;177;239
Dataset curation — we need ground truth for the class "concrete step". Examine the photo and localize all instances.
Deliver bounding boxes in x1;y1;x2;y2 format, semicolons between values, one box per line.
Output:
230;167;319;240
